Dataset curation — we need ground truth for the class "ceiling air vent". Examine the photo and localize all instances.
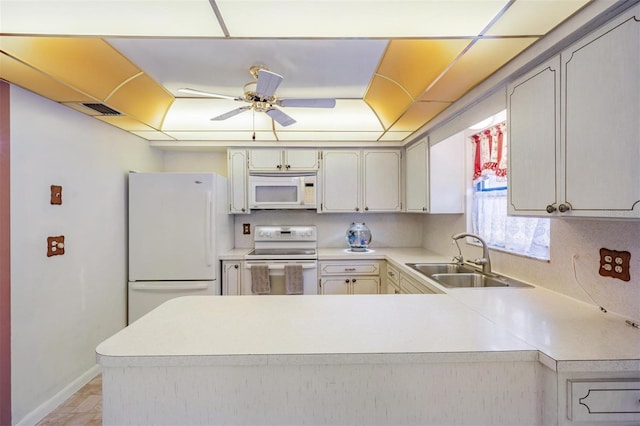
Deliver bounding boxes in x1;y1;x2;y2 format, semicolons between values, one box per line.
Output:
81;103;122;116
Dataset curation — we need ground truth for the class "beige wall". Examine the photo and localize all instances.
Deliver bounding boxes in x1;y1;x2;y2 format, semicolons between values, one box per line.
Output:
10;86;163;424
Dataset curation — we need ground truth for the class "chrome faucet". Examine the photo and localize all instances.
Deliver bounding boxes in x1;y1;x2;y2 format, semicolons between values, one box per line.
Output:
451;233;492;274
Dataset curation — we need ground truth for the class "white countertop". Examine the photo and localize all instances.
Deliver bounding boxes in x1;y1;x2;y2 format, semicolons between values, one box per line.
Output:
99;247;639;369
97;294;536;362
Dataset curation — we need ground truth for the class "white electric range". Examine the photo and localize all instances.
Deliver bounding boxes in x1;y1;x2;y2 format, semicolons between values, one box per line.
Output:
243;225;318;295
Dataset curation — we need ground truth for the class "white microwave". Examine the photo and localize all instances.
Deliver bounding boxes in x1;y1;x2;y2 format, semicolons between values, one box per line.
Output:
249;173;317;209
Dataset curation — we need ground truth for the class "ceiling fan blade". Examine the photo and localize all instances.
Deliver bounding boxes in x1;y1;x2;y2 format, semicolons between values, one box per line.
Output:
211;106;251;121
266;108;296;127
178;88;241;101
277;98;336;108
255;69;283;99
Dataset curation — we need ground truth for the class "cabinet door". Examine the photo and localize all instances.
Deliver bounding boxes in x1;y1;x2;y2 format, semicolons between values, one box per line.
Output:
285;149;318;171
363;150;402;212
405;139;429;213
320;277;350;295
227;149;249;214
321;150;361;212
248;149;283;171
429;134;465;214
561;10;640;217
400;274;434;294
222;262;241;295
507;56;560;216
351;277;380;294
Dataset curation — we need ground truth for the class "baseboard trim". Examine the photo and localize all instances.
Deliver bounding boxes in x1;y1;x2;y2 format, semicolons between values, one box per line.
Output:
15;364;101;426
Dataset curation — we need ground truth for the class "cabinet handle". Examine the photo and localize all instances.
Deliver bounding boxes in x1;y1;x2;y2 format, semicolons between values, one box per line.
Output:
234;264;239;269
558;203;571;213
395;289;400;294
388;271;395;277
345;268;356;272
345;279;350;284
364;206;369;211
352;279;357;283
422;207;427;211
286;164;291;169
355;207;360;211
546;204;556;213
241;208;246;212
277;164;282;169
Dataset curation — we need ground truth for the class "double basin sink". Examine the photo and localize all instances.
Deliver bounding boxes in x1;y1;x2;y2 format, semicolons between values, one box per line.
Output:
406;263;532;289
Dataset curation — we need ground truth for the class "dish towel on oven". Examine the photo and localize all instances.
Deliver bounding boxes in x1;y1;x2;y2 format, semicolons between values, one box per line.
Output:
285;264;304;295
251;264;271;294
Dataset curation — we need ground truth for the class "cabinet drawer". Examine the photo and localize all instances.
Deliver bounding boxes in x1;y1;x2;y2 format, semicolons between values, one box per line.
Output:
320;261;380;276
568;379;640;422
386;264;399;285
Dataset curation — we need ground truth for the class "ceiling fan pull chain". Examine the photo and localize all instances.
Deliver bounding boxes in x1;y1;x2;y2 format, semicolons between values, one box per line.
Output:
252;110;256;141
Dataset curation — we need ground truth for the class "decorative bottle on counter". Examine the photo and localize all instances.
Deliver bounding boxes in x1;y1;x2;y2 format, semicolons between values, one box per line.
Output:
346;222;372;252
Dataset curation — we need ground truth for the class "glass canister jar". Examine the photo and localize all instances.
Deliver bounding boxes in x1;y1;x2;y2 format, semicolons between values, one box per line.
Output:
345;222;372;252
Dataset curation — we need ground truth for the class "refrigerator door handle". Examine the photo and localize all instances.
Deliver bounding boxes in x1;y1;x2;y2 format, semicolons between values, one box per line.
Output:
205;191;213;266
130;282;210;291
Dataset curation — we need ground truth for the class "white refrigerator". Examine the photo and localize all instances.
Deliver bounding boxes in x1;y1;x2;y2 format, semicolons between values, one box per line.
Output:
127;172;233;324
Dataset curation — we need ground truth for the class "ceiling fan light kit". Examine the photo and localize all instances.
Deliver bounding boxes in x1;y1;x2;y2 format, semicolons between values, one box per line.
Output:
178;65;336;128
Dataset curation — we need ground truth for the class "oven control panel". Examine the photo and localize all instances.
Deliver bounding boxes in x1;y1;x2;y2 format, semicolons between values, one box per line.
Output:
254;225;317;242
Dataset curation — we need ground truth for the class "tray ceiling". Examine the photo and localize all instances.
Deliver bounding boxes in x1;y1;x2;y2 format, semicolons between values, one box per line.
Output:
0;0;591;146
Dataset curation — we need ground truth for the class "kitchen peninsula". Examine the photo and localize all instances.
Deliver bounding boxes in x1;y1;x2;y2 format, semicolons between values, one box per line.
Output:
97;249;640;426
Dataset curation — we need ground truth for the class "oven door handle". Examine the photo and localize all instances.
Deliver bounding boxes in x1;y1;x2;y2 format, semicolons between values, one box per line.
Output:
244;263;317;270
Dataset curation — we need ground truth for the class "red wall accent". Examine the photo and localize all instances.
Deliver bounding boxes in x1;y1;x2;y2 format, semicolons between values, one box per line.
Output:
0;80;11;425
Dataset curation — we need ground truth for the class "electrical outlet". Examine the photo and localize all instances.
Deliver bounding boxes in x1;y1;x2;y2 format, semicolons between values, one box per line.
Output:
50;185;62;205
243;224;251;235
599;248;630;281
47;235;65;257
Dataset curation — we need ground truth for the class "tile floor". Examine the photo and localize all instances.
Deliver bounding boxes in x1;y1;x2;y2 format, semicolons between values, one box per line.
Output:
36;374;102;425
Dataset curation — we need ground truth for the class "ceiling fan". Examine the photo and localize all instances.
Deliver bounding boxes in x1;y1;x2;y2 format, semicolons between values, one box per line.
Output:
178;66;336;127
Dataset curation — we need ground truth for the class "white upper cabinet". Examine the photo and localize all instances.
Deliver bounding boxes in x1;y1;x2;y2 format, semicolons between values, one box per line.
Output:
561;7;640;217
508;56;561;215
321;150;402;213
321;150;361;212
227;149;249;214
405;139;429;212
405;137;464;214
248;149;318;172
362;150;402;212
508;5;640;218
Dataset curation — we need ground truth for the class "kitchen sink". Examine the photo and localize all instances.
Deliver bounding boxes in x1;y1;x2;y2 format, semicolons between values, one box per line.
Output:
431;273;533;289
406;263;476;276
406;263;532;289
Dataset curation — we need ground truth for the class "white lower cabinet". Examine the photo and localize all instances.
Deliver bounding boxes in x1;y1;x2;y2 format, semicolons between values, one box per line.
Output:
319;261;380;295
567;379;640;423
399;272;435;294
320;276;380;295
385;263;400;294
221;261;241;295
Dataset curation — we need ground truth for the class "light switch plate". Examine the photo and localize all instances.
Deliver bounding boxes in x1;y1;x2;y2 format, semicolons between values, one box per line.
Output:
50;185;62;205
243;224;251;235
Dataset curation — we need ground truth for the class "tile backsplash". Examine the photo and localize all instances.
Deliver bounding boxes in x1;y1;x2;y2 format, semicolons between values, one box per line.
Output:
234;211;424;249
421;214;640;321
